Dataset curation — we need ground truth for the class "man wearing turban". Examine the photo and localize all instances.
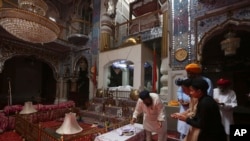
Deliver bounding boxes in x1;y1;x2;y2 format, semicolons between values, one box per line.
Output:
213;78;237;141
174;63;213;140
131;90;167;141
185;63;213;97
174;78;227;141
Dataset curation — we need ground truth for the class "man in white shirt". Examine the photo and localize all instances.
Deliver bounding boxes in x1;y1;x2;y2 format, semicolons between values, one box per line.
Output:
213;78;237;140
130;90;167;141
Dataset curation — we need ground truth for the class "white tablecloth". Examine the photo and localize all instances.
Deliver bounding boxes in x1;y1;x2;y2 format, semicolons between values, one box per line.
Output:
94;123;145;141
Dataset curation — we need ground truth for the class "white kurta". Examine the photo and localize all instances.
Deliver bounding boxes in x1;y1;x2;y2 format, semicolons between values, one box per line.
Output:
132;93;167;133
177;87;190;136
213;88;238;135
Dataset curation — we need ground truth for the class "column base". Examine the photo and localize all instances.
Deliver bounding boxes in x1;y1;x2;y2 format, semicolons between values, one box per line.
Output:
159;93;168;104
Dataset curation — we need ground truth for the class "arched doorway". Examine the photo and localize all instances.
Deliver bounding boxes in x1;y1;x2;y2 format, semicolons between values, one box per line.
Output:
201;24;250;108
107;60;134;87
0;56;56;109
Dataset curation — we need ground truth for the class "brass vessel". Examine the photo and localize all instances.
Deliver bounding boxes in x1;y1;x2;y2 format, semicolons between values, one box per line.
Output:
130;89;139;101
96;88;104;98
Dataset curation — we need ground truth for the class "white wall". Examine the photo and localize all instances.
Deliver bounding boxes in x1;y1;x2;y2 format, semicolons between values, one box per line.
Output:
98;44;153;90
168;70;186;100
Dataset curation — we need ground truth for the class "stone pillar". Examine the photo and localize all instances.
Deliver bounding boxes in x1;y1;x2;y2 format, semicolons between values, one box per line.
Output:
100;14;113;51
54;77;67;104
102;66;111;88
107;67;111;86
0;61;3;73
54;77;61;104
159;1;169;103
89;79;94;100
62;79;68;101
134;61;144;90
70;77;78;93
160;58;169;103
161;3;168;58
122;68;129;86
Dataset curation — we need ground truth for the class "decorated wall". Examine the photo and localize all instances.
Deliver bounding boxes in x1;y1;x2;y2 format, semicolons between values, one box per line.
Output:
170;0;250;69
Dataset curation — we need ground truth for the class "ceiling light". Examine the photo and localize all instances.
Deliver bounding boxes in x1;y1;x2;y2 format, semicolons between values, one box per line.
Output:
0;0;60;44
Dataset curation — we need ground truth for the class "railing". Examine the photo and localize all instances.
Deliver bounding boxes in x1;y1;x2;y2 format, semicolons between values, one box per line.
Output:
14;107;79;141
109;89;132;99
14;109;72;141
14;108;131;141
114;9;162;47
97;87;133;99
104;118;131;131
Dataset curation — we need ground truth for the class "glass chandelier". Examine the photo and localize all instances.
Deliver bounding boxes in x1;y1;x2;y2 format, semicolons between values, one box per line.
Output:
220;31;240;56
0;0;60;44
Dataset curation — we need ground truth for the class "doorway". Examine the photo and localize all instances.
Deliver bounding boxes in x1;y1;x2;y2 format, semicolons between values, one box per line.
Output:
0;56;56;109
201;26;250;107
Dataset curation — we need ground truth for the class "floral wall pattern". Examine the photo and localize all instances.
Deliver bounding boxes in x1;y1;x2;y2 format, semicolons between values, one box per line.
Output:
170;0;250;69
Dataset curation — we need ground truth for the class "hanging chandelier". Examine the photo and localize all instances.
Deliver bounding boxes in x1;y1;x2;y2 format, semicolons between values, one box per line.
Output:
0;0;60;44
220;31;240;56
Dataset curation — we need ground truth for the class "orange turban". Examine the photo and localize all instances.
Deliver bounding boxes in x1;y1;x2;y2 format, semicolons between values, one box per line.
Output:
185;63;202;74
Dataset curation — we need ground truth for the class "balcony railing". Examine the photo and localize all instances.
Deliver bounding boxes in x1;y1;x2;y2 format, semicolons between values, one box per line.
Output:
114;9;162;47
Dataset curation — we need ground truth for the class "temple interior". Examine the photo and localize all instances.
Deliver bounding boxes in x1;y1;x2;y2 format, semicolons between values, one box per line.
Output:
0;0;250;141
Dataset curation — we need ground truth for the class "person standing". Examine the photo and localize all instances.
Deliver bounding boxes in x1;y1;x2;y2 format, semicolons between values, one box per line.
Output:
131;90;167;141
173;78;227;141
185;63;213;97
175;78;191;140
213;78;237;140
172;78;200;141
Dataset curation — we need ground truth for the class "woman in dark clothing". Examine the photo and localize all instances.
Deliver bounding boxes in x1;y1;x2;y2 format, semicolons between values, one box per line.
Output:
175;77;227;141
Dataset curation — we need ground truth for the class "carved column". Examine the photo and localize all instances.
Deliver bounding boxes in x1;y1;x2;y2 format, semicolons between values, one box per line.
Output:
62;79;68;101
100;14;113;51
122;68;129;86
54;77;61;104
70;77;78;92
161;2;168;58
160;59;169;103
134;61;144;90
102;66;111;88
159;1;169;103
0;61;3;73
54;77;67;104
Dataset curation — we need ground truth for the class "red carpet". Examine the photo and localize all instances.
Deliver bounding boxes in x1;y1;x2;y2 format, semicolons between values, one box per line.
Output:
0;120;98;141
0;131;23;141
41;120;96;131
40;120;100;140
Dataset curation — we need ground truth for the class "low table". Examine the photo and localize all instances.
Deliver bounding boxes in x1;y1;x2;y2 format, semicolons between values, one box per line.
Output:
94;123;145;141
